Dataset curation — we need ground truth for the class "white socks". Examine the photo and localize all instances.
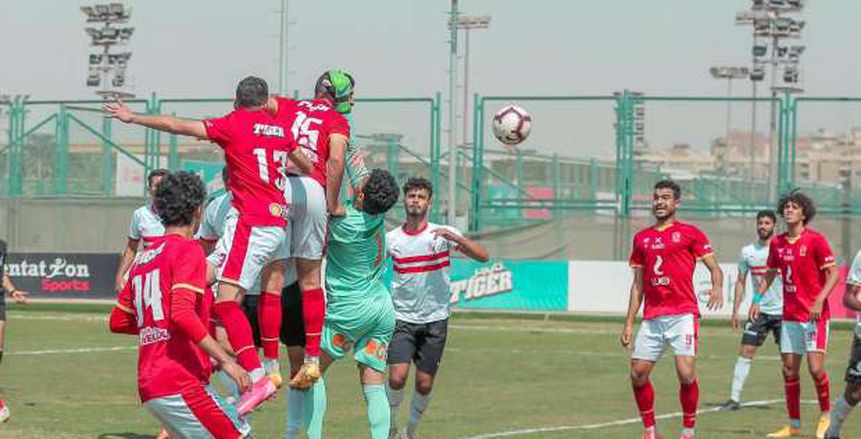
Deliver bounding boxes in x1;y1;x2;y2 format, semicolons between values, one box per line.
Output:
407;392;431;438
730;356;753;403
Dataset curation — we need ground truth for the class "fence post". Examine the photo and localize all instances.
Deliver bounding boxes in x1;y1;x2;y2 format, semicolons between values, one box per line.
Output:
469;94;483;232
551;153;560;218
55;103;69;194
430;93;441;223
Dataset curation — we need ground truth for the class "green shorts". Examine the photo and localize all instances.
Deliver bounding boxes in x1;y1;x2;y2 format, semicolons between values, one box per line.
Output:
321;294;395;372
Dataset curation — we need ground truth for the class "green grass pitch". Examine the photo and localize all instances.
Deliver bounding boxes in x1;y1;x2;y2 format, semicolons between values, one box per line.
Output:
0;303;859;438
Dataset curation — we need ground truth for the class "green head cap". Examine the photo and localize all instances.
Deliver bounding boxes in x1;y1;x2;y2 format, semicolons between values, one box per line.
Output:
315;70;355;114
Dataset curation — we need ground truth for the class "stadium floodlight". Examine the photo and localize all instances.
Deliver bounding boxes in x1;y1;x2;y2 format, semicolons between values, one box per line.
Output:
109;3;124;16
750;66;767;81
119;27;134;40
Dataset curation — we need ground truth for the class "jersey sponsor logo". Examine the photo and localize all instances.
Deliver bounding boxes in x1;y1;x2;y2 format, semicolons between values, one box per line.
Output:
783;266;796;293
672;232;681;243
364;339;388;361
268;203;288;219
133;243;166;266
450;262;513;305
650;255;671;287
252;123;286;138
800;245;807;256
298;101;332;112
649;237;665;250
139;326;171;346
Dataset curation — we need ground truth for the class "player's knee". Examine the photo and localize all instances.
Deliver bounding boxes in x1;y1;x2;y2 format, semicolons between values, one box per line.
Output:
781;364;799;380
389;375;407;390
630;369;649;385
415;380;433;395
808;364;827;380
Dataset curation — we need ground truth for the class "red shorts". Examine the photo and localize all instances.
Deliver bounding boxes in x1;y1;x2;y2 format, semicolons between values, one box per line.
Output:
211;209;289;291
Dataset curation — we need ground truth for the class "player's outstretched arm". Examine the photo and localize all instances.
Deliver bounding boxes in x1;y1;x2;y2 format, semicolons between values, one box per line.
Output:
325;134;348;215
103;99;208;139
621;267;644;349
433;228;490;262
701;254;724;311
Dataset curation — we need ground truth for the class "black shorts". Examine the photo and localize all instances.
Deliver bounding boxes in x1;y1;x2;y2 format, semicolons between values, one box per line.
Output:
387;319;449;375
240;282;305;348
844;331;861;384
741;313;782;347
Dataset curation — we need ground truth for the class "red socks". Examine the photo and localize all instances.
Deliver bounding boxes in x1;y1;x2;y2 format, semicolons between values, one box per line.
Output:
815;374;831;412
633;381;656;428
213;301;261;372
258;291;283;360
301;288;325;357
680;381;699;429
785;377;801;420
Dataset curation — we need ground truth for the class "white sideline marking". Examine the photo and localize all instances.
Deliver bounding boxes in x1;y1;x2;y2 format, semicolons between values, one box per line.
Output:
8;346;135;356
450;324;620;335
463;399;794;438
8;313;107;322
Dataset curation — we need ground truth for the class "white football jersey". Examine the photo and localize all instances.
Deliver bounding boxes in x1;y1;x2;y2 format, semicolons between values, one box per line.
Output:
738;242;783;316
128;204;165;248
387;223;462;324
846;250;861;329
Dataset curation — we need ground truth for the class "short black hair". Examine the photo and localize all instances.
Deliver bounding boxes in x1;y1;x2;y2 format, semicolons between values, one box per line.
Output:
777;189;816;225
756;209;777;223
154;171;207;227
403;176;433;199
362;169;399;215
235;76;269;108
654;179;681;200
147;169;169;188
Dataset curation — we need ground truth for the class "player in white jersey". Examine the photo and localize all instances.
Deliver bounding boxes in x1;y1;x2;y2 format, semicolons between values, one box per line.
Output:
385;177;489;439
114;169;169;293
825;250;861;438
719;210;783;411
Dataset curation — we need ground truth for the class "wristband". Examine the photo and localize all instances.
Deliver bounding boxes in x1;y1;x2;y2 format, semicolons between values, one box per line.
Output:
752;293;763;305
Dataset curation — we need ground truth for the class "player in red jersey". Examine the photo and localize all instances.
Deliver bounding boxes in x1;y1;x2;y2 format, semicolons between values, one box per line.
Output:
104;76;313;414
263;70;352;389
109;171;252;439
621;180;724;439
750;191;840;439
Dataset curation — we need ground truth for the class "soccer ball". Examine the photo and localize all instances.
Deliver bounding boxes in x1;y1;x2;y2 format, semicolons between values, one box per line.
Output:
492;105;532;145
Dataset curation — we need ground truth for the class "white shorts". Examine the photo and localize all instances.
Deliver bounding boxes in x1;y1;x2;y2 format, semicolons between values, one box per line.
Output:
781;319;829;354
211;208;290;291
632;313;699;362
284;175;327;260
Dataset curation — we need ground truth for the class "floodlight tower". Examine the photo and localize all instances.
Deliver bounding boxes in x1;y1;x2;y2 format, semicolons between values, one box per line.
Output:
735;0;806;201
81;3;135;99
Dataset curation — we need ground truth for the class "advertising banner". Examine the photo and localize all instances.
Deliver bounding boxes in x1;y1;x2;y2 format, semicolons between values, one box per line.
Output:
450;259;569;311
4;253;119;299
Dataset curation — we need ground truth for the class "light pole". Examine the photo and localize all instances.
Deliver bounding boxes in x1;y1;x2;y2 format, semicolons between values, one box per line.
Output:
446;0;459;226
81;3;135;99
709;66;749;172
449;14;491;149
735;0;805;202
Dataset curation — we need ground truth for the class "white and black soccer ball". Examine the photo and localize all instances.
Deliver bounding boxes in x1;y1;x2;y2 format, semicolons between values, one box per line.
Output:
492;105;532;146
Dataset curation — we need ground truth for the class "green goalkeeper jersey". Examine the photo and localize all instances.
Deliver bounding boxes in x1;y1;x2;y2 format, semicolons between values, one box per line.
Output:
325;199;388;313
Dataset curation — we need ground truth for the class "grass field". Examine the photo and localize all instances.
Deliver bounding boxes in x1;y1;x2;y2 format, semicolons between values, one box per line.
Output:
0;304;860;438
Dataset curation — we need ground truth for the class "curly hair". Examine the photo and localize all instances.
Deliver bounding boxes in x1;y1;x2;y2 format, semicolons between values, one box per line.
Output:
154;171;207;227
777;189;816;225
403;176;432;199
147;168;169;188
362;169;399;215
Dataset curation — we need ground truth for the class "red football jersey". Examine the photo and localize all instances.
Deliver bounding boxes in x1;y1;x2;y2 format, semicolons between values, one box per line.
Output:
767;228;836;322
629;222;714;319
117;234;213;403
275;97;350;188
204;108;296;227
